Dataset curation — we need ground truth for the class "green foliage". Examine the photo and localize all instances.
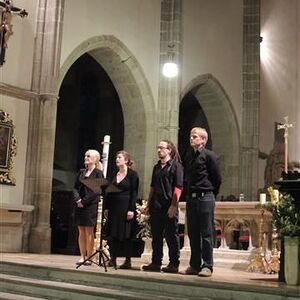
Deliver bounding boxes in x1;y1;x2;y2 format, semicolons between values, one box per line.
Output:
265;187;300;238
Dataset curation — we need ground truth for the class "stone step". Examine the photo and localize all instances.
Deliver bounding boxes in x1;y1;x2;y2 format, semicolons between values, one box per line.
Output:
0;273;185;300
143;247;256;269
213;258;249;270
214;248;255;258
0;292;47;300
1;261;299;300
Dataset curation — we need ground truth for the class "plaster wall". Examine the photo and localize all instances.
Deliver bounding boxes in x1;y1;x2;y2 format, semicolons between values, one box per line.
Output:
259;0;300;188
182;0;243;126
0;96;29;205
0;0;37;89
61;0;161;104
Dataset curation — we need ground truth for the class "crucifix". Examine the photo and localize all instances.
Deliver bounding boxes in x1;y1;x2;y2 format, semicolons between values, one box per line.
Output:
0;0;28;66
277;116;294;173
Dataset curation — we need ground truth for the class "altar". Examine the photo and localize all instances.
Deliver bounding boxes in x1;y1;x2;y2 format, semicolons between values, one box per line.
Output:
178;201;272;252
140;201;273;270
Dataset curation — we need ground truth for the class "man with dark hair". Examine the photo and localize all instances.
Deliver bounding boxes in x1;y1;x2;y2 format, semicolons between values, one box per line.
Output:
142;140;183;273
185;127;221;277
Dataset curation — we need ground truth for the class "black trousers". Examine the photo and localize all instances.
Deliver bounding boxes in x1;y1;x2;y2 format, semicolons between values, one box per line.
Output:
149;211;180;266
109;239;132;259
186;192;215;271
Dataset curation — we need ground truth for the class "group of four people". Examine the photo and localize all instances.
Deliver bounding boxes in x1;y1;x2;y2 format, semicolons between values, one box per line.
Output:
73;127;221;277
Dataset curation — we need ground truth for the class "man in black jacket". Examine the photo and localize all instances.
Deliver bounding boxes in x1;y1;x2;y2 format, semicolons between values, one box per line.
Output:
185;127;221;277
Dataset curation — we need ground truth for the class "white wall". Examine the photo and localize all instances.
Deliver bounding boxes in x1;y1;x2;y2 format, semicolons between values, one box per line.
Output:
259;0;300;187
0;0;37;89
0;96;29;205
182;0;243;125
61;0;161;102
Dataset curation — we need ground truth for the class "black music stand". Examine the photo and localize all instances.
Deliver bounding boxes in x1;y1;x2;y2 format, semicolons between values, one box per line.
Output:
76;178;120;271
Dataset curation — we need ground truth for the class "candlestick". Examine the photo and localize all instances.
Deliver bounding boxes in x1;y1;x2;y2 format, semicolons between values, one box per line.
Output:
277;116;293;173
247;208;270;273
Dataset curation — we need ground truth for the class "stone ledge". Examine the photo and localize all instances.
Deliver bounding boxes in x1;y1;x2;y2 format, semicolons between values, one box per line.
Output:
0;203;34;212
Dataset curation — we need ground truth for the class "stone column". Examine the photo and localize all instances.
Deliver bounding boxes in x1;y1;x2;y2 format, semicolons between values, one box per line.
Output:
23;0;64;253
240;0;260;200
157;0;182;144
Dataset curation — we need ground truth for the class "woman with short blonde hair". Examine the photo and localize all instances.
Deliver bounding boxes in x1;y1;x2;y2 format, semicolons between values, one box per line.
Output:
73;149;104;265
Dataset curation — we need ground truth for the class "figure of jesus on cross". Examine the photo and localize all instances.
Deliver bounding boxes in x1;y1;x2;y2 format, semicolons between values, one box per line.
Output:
277;116;294;174
0;0;28;66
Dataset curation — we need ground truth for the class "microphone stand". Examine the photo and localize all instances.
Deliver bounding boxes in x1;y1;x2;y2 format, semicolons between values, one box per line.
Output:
76;194;111;271
76;136;113;271
75;178;120;271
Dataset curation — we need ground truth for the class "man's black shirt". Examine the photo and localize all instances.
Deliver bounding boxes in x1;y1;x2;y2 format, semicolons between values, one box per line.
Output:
185;147;221;195
150;159;184;212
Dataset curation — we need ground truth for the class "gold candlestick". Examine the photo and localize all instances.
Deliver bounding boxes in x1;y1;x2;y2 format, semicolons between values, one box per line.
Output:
247;208;270;273
267;227;280;273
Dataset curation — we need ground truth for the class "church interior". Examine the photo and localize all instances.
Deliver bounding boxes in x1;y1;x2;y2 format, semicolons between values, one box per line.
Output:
0;0;299;298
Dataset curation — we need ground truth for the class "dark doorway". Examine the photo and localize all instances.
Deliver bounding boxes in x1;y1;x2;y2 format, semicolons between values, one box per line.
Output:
51;53;124;254
178;91;212;167
178;91;212;202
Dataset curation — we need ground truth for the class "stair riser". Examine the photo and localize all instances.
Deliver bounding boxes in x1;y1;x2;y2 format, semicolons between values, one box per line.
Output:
1;262;298;300
0;276;289;300
0;278;120;300
0;292;46;300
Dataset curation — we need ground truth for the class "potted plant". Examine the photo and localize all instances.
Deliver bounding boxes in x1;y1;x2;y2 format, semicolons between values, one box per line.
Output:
266;187;300;285
136;199;151;239
136;200;152;261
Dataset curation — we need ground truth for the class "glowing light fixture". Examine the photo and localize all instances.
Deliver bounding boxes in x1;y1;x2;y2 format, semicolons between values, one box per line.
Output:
162;61;178;78
162;46;178;78
162;0;178;78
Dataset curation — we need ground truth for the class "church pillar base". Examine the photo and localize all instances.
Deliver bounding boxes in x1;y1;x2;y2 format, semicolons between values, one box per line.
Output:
29;226;51;254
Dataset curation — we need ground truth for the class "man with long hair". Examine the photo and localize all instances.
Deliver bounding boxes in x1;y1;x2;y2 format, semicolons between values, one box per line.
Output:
142;140;183;273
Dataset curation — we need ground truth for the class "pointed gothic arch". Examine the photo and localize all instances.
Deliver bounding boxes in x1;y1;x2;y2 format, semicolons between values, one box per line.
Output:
180;74;240;197
57;35;156;195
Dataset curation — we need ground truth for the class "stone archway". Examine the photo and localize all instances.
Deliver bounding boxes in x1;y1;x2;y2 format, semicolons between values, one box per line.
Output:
57;35;156;195
181;74;240;198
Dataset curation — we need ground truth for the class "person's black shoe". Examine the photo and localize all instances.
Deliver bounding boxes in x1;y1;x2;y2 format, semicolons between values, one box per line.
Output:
108;258;117;269
161;263;179;273
142;262;161;272
184;266;199;275
119;258;132;269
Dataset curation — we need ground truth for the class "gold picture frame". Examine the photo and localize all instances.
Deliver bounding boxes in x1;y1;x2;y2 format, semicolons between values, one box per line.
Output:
0;109;17;185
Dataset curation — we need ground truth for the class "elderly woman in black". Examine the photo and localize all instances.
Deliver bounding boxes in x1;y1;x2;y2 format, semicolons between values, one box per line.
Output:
104;150;139;269
73;149;103;265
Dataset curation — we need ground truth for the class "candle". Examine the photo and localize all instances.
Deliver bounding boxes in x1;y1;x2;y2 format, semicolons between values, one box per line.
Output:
260;193;266;205
101;135;111;178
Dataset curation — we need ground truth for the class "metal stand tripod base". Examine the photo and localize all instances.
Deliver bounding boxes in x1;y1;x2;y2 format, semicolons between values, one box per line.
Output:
76;247;110;271
75;186;116;272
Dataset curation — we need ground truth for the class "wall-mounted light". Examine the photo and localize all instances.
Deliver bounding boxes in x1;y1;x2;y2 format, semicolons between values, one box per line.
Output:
162;44;178;78
162;0;178;78
162;61;179;78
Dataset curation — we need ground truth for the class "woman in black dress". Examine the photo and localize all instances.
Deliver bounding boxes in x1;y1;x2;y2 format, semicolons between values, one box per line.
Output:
105;150;139;269
73;149;103;265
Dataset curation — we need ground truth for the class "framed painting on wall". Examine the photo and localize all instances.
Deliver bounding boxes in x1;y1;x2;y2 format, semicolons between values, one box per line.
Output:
0;109;17;185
